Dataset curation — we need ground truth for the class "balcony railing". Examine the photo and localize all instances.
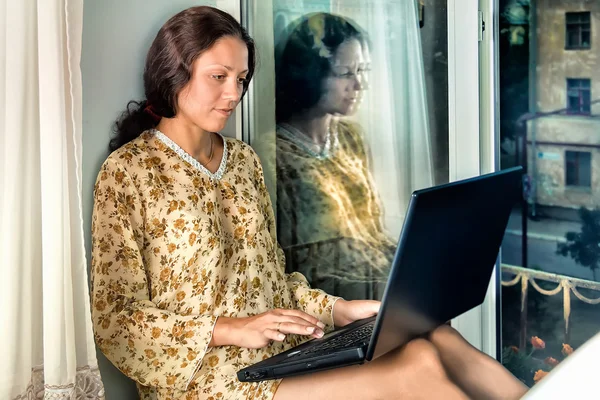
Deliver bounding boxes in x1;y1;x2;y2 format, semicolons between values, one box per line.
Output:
501;264;600;349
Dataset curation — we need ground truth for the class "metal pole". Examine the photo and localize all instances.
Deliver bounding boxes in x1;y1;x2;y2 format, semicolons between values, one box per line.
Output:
521;122;528;270
519;276;529;350
529;0;538;217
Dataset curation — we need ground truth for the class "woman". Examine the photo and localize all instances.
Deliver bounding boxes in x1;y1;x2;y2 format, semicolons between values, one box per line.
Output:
91;6;528;399
274;13;394;301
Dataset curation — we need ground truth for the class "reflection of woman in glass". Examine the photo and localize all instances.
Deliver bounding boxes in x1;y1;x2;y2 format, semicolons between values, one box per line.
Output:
275;13;395;300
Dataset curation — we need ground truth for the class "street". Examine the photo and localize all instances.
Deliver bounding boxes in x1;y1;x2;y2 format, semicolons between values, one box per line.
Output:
501;233;597;281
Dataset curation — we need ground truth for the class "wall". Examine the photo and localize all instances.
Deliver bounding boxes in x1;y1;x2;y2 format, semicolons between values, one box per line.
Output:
81;1;223;399
529;0;600;208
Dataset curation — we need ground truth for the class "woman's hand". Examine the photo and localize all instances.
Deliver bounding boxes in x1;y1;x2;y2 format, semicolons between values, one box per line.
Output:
333;299;381;327
211;309;326;349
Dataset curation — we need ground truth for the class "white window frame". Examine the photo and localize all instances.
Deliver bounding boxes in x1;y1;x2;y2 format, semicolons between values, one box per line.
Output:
216;0;245;140
448;0;498;358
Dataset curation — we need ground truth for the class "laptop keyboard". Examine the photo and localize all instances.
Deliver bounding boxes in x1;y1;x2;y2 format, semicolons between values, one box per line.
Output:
302;322;374;355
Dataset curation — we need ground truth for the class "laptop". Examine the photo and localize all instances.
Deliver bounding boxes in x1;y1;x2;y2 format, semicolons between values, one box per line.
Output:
237;166;523;382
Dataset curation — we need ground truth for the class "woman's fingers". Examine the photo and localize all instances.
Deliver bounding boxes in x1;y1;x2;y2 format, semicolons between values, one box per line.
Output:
275;321;324;338
278;315;321;331
264;328;286;343
257;309;327;343
275;309;326;329
276;314;325;336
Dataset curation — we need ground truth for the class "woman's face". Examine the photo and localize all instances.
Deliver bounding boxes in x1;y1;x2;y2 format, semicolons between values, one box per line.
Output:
316;38;371;116
176;36;249;133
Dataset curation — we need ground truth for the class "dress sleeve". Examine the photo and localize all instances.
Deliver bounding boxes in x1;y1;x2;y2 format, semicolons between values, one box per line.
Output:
91;157;217;391
250;150;341;332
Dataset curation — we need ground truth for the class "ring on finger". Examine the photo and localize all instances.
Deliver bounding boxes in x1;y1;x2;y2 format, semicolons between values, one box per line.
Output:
277;322;282;332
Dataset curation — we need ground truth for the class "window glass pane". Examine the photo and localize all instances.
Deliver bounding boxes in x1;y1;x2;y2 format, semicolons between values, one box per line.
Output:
567;95;579;112
566;166;577;187
567;30;579;47
566;12;580;23
566;11;590;23
500;1;600;388
582;12;591;22
582;31;591;47
567;85;578;95
579;153;592;187
582;89;591;113
247;0;448;301
566;151;578;186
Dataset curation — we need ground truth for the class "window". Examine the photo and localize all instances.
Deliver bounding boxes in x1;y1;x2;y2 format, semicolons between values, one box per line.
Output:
566;12;591;49
567;78;591;115
566;151;591;188
500;2;600;388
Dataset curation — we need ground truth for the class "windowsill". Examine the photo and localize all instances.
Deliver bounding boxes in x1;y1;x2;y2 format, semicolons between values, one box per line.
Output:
565;185;592;193
564;111;592;117
564;46;591;51
541;114;599;122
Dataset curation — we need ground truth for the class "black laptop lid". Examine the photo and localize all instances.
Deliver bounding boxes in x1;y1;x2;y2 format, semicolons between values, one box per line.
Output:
366;167;523;361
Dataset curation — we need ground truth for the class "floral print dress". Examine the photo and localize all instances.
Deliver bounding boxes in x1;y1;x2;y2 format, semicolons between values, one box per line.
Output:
91;130;339;400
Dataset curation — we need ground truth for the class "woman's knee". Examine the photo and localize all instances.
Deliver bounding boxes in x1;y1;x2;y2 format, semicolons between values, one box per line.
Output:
392;338;446;378
429;324;462;345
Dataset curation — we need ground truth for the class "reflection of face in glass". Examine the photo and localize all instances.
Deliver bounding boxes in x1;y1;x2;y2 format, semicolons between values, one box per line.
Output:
358;42;372;105
315;39;371;117
275;13;372;123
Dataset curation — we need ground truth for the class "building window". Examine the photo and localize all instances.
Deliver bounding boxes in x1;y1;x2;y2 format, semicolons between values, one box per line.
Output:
567;78;591;115
566;12;591;49
565;151;592;188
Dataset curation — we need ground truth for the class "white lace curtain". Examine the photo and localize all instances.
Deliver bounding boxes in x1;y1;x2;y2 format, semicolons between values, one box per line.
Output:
331;0;434;235
0;0;104;398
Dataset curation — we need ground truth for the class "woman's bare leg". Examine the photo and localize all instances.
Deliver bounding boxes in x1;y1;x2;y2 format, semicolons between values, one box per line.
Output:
274;338;468;400
429;325;529;400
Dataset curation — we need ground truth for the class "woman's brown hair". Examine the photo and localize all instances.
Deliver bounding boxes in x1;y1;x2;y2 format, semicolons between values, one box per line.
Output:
110;6;256;151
